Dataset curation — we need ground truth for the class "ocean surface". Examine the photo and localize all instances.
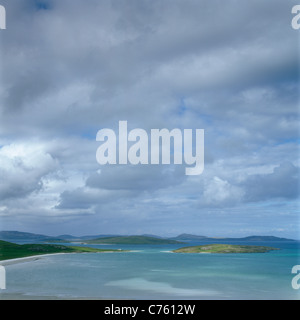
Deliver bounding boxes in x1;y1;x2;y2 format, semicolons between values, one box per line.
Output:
1;240;300;300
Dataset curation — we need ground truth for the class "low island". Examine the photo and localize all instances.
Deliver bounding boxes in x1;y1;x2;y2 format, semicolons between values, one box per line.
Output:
0;240;125;261
172;244;279;254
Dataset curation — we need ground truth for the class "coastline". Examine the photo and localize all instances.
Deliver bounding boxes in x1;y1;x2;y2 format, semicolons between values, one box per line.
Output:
0;253;68;266
0;292;110;300
0;292;128;300
0;250;129;267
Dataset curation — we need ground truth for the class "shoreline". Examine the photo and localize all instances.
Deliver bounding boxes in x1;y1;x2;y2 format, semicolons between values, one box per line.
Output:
0;292;129;300
0;250;130;266
0;253;68;266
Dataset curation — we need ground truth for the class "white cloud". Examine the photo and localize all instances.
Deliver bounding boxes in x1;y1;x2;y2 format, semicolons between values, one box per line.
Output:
201;176;244;208
0;143;58;200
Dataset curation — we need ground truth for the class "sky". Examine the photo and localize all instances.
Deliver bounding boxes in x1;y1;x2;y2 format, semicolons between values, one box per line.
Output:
0;0;299;238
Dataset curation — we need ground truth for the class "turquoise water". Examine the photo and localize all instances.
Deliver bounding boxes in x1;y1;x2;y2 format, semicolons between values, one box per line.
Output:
1;241;300;300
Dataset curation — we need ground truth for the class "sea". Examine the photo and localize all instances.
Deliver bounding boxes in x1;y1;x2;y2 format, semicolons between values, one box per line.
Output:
1;240;300;300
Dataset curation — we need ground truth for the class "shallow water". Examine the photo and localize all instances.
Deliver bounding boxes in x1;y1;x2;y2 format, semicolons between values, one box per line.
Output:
1;240;300;300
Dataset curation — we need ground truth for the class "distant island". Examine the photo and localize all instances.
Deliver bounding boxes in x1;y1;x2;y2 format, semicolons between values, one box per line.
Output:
0;240;125;261
171;234;296;242
173;244;279;254
83;236;182;245
0;231;297;245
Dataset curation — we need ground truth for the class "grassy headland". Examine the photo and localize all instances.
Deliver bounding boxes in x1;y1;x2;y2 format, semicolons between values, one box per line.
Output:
0;240;124;261
173;244;279;254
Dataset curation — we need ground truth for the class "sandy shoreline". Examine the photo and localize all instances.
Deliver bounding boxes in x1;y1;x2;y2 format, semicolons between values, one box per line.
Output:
0;292;111;300
0;253;68;266
0;250;128;267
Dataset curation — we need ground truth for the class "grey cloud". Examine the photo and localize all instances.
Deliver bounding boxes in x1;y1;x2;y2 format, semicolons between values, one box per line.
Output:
56;187;136;211
86;165;185;191
56;188;101;210
56;164;186;211
1;0;298;134
243;162;299;202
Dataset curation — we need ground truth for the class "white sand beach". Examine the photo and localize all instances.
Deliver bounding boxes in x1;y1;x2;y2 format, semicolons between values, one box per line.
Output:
0;253;67;266
0;250;122;267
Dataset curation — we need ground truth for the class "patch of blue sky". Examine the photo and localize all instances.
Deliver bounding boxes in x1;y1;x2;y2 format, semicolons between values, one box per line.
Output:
175;97;214;128
178;97;188;116
273;138;300;146
65;126;98;141
79;129;99;140
34;0;51;11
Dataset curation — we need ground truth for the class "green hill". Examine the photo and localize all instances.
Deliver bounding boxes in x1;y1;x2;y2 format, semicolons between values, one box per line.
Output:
0;240;123;261
171;234;295;242
85;235;182;245
173;244;279;254
0;231;52;241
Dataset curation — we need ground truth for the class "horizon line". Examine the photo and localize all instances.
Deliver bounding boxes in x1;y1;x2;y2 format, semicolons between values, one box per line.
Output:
0;230;298;241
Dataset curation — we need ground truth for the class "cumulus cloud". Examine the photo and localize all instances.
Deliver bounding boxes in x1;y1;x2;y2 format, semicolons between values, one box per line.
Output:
201;176;244;208
0;143;58;200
